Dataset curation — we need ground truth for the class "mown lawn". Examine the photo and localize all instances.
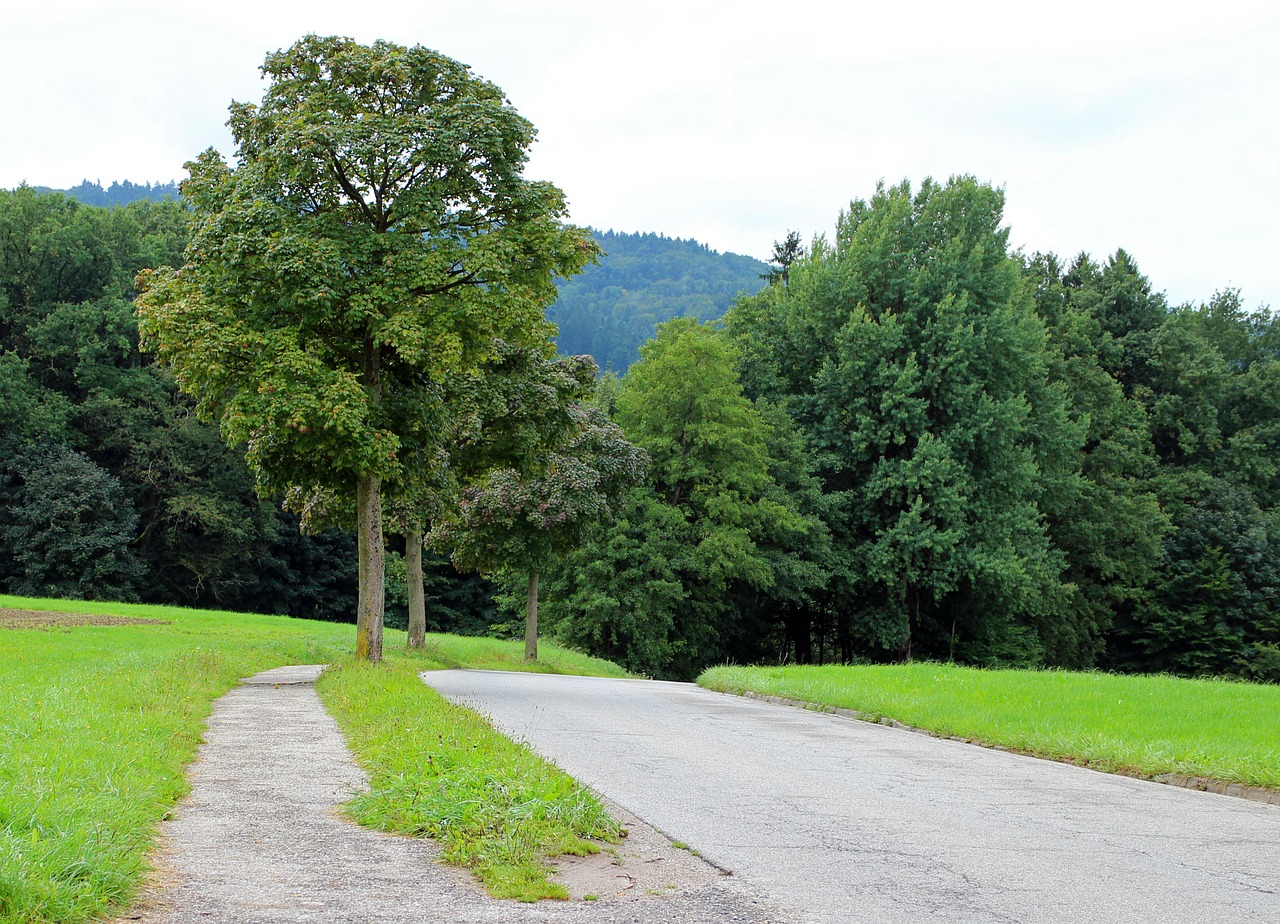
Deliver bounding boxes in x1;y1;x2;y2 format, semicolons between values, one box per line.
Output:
0;595;626;923
699;662;1280;789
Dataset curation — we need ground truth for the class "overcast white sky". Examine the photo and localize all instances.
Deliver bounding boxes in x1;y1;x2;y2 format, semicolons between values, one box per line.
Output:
3;1;1277;309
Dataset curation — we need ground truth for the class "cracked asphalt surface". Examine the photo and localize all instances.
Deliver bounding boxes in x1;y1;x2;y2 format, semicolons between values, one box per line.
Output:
422;669;1280;924
130;665;783;924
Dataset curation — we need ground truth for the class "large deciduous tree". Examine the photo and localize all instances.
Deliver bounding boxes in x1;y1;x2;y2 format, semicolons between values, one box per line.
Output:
727;178;1080;664
136;36;595;660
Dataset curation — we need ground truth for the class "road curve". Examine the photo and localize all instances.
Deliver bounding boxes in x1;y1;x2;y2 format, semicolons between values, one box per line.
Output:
422;669;1280;924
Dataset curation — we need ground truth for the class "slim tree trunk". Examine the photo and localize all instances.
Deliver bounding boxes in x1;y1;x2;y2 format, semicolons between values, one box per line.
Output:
524;568;539;662
355;334;385;663
406;525;426;650
899;583;915;663
354;472;385;662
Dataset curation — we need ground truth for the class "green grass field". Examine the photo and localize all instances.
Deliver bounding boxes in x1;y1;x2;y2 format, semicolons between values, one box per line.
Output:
12;593;1276;923
0;595;626;923
698;662;1280;789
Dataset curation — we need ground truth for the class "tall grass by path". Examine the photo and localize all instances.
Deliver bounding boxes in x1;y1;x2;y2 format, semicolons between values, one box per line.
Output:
317;652;624;900
410;631;630;678
0;595;354;924
698;663;1280;789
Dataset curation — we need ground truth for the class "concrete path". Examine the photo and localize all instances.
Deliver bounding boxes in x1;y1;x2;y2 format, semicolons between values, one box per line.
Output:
130;665;781;924
422;669;1280;924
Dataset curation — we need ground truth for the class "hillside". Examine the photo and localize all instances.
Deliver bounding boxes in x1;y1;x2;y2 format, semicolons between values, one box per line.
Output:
18;184;765;374
550;230;768;372
33;179;181;207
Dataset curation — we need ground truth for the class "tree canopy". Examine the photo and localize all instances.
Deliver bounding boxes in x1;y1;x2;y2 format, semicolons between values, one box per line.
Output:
136;36;595;660
4;154;1278;685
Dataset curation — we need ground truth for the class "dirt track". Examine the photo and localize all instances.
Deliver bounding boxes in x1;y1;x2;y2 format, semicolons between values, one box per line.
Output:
0;606;169;629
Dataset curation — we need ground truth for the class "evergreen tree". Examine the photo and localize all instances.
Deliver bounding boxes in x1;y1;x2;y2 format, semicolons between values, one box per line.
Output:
1022;251;1168;666
1097;277;1280;679
0;444;144;599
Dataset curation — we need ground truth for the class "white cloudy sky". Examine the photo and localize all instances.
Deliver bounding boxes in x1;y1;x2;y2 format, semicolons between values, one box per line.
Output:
3;0;1277;309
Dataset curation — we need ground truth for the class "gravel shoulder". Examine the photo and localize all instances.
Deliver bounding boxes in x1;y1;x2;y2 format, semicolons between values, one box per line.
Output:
121;665;783;924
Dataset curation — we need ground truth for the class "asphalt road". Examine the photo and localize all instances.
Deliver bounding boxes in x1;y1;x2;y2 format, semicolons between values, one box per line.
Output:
422;670;1280;924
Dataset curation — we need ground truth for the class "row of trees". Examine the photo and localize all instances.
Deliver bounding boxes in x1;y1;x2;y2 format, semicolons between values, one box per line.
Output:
3;37;1275;683
133;36;652;661
35;180;181;208
532;179;1280;682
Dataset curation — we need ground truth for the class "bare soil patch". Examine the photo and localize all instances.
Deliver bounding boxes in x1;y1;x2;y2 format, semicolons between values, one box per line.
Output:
549;797;728;901
0;607;170;629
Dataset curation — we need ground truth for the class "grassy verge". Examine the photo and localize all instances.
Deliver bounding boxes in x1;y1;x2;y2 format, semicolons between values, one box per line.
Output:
0;594;628;922
698;662;1280;789
317;652;623;900
0;595;353;924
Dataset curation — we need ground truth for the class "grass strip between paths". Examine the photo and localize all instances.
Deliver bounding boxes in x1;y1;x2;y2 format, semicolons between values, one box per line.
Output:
698;662;1280;790
317;652;623;901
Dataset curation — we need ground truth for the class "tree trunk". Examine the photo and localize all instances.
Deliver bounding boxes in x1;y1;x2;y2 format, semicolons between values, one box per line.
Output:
524;568;539;662
899;583;915;663
406;525;426;650
354;334;385;662
787;608;812;664
354;472;385;662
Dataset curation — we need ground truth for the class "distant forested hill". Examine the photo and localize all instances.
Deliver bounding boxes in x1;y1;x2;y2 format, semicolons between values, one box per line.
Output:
15;183;765;373
550;230;768;372
31;179;181;207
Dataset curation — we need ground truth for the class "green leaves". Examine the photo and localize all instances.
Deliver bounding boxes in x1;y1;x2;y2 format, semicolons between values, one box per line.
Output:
133;36;597;659
728;177;1080;662
436;361;648;577
137;36;594;506
0;444;144;600
541;319;826;678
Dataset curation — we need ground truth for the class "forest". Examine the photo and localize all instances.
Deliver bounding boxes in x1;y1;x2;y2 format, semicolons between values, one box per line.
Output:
2;176;1277;681
35;179;182;208
0;185;495;634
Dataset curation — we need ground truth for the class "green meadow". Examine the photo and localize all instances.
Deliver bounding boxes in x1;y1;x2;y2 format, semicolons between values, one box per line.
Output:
7;593;1277;924
0;596;624;923
699;662;1280;789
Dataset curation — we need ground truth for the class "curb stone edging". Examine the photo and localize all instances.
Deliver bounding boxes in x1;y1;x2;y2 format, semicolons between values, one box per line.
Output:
731;690;1280;807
